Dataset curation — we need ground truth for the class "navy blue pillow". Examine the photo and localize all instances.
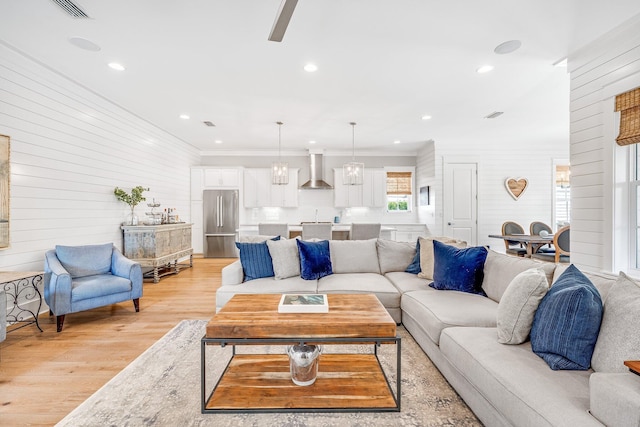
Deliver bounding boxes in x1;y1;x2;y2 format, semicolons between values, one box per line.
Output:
405;238;421;274
235;237;280;281
296;239;333;280
429;240;488;294
530;265;603;370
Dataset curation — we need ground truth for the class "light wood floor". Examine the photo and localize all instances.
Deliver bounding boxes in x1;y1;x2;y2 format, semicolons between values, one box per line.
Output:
0;257;234;427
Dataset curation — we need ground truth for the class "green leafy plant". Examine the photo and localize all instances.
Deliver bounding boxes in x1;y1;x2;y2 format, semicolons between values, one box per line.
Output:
388;201;398;210
114;186;148;208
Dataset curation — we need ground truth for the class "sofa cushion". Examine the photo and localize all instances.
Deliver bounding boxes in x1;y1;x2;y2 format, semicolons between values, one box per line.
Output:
401;289;498;345
384;271;430;294
591;272;640;373
235;237;280;281
530;265;603;370
439;327;599;427
430;241;488;295
316;273;401;310
329;239;380;274
215;276;317;309
405;238;421;274
497;268;549;345
266;237;301;280
481;250;556;303
71;274;132;302
56;243;113;279
417;236;466;280
376;239;416;274
590;372;640;427
297;239;333;280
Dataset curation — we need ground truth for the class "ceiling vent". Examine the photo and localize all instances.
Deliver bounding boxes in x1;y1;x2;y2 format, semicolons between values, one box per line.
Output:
50;0;89;18
485;111;504;119
203;121;215;127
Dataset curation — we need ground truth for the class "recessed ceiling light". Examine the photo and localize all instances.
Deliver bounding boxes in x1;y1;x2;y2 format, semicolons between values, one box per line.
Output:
108;62;125;71
308;140;316;144
68;37;101;51
421;115;432;120
494;40;521;55
179;114;190;120
393;140;401;144
215;140;223;144
476;65;494;74
304;63;318;72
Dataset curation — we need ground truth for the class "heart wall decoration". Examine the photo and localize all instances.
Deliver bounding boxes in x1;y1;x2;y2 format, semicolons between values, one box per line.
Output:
505;177;528;200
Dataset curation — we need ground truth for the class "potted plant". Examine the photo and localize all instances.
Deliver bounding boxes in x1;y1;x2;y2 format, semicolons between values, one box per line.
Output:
114;186;148;225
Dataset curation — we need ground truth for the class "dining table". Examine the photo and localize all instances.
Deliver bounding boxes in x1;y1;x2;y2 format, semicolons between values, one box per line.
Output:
488;234;554;257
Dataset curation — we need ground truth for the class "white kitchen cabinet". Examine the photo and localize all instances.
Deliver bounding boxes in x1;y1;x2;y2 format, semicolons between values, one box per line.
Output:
190;201;203;253
363;168;386;208
190;168;204;201
204;168;240;188
271;169;299;207
244;168;299;207
392;224;428;242
334;168;385;208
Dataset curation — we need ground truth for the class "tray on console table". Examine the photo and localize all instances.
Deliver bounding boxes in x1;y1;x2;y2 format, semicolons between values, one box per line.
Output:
121;223;193;283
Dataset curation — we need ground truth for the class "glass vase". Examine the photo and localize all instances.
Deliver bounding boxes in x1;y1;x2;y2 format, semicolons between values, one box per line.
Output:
287;344;321;386
124;208;138;226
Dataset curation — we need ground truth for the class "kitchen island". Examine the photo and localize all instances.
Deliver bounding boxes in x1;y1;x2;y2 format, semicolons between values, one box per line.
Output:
237;224;398;241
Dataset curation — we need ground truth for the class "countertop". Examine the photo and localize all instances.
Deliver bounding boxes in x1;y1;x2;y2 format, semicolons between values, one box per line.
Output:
238;224;397;232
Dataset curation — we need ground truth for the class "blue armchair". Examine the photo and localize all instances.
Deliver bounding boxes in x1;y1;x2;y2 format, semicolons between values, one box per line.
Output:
44;243;143;332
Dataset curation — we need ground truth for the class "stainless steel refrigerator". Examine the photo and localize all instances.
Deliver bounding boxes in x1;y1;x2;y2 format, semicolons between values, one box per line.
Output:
203;189;239;257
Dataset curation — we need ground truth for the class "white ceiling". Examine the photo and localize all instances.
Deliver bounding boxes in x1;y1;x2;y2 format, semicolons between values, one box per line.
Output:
2;1;640;155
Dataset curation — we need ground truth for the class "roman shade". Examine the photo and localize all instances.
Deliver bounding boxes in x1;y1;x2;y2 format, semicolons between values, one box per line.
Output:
387;171;412;195
615;87;640;146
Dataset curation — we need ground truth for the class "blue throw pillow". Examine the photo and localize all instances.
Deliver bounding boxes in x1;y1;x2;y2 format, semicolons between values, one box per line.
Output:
530;264;603;370
405;238;421;274
429;240;488;294
235;237;280;281
296;239;333;280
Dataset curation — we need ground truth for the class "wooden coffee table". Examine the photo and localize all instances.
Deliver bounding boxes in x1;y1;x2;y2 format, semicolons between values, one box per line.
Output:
201;293;401;413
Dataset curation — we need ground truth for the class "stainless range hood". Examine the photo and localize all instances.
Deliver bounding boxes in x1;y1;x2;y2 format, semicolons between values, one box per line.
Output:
300;152;333;189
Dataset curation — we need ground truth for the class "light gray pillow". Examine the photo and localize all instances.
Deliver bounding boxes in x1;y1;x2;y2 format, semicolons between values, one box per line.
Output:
591;272;640;373
497;267;549;345
482;250;556;303
266;237;300;280
376;239;416;273
329;239;380;274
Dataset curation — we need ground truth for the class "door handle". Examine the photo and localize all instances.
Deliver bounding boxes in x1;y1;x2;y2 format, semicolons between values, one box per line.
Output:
448;222;455;226
220;197;224;228
216;196;221;227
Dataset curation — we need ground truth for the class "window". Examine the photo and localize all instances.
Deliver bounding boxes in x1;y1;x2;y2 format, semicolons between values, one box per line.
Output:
555;164;571;228
386;171;413;212
632;145;640;269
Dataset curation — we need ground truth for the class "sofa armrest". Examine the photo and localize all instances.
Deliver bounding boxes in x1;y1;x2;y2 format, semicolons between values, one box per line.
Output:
221;260;244;286
590;372;640;427
111;249;143;299
43;249;72;315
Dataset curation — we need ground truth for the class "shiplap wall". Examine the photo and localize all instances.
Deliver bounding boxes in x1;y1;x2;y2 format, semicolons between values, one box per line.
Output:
567;14;640;273
416;141;436;231
429;141;568;250
0;42;199;274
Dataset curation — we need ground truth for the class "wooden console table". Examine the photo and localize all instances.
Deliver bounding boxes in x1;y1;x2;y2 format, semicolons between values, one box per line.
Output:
0;271;44;332
121;223;193;283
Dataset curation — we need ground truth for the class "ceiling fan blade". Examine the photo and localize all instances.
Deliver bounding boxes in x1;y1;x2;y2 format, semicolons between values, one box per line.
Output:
268;0;299;42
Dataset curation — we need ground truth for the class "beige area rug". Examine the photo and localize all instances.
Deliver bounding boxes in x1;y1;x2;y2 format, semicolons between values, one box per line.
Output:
56;320;482;427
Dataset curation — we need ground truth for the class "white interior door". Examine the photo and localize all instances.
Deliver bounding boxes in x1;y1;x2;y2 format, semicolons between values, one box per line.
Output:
443;162;478;245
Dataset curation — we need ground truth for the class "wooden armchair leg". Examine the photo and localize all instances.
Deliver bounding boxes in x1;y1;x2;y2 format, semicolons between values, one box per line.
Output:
133;298;140;312
56;315;65;333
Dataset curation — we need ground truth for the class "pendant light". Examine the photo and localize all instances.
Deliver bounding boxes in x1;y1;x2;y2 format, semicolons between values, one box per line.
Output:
272;121;289;185
343;122;364;185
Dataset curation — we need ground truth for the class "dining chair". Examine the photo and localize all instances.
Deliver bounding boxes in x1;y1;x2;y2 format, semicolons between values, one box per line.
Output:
258;223;289;238
349;223;381;240
302;223;332;240
532;225;570;263
530;221;554;253
501;221;527;257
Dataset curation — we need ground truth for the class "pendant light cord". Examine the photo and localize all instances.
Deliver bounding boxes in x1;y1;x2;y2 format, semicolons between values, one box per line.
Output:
350;122;356;161
277;121;283;161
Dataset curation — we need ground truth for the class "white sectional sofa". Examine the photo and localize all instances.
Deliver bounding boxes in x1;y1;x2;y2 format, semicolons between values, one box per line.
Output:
219;237;640;427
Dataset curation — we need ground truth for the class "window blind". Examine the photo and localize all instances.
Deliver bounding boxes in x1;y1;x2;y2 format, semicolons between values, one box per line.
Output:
387;172;412;195
615;87;640;146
